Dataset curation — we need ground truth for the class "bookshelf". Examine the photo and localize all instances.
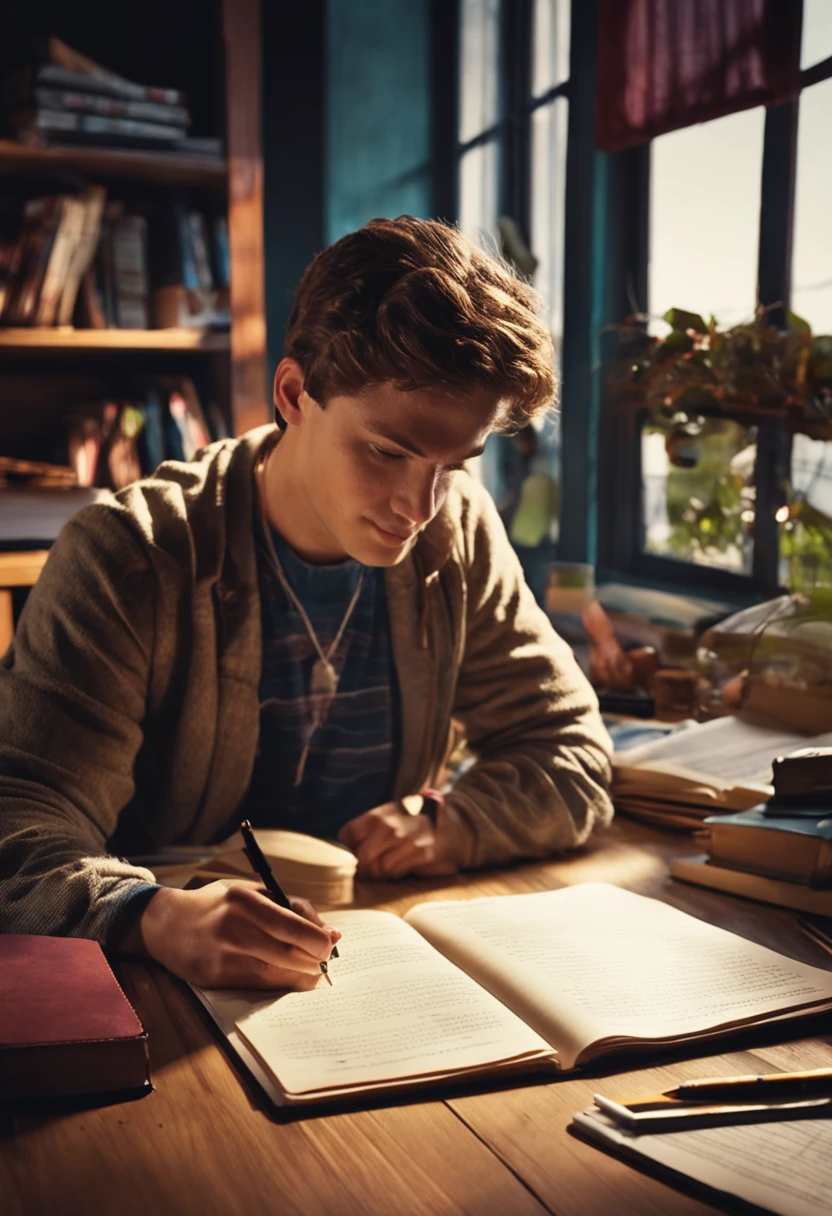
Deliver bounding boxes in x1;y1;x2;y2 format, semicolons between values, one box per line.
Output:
0;0;268;496
0;328;231;353
0;139;227;189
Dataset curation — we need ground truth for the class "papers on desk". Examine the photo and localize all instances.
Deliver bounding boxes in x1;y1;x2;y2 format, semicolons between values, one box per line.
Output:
612;716;832;830
572;1106;832;1216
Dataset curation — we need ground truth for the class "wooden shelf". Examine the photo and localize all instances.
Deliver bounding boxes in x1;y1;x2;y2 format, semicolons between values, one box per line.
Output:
0;328;231;354
0;139;227;190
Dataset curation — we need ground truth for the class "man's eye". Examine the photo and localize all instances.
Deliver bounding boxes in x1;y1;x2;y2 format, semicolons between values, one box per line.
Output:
444;463;464;473
371;445;405;462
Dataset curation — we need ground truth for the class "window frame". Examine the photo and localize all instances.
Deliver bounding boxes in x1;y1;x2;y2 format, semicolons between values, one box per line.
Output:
598;34;832;596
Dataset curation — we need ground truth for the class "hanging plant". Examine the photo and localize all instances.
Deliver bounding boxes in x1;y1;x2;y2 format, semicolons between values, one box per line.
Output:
607;309;832;443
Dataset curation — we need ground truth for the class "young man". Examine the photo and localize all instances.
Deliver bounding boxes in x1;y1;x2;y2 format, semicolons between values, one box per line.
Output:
0;216;613;990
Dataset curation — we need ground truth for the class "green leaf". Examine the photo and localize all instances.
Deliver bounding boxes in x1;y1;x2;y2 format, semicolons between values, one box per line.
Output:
664;307;708;334
659;329;695;355
787;310;812;335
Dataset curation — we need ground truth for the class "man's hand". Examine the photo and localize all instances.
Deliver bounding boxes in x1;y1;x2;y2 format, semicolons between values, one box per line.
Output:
337;801;464;879
120;881;341;990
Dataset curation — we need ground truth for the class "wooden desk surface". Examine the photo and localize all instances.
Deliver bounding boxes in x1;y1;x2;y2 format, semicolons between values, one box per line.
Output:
4;817;832;1216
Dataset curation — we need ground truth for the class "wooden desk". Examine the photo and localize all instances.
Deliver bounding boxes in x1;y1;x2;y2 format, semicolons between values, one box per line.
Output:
3;817;832;1216
0;550;48;656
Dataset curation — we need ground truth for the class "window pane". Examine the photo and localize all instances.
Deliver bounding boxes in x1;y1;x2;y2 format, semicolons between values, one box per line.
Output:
459;0;501;143
801;0;832;69
781;434;832;589
792;78;832;335
530;97;568;359
532;0;570;97
459;139;500;249
649;109;765;330
642;419;757;574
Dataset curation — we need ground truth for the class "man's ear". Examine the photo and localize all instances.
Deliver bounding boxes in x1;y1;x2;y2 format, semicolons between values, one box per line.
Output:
273;358;308;429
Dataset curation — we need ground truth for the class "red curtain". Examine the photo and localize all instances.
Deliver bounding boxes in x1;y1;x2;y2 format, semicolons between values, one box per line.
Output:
595;0;802;152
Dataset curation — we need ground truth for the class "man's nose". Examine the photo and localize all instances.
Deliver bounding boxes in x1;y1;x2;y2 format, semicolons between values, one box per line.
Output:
392;468;438;526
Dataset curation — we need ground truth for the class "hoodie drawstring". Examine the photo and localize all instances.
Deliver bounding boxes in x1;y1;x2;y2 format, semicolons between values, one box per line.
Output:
420;570;439;649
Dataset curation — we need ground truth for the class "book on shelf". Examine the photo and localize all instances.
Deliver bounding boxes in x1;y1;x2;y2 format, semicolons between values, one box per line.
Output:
55;185;106;326
1;933;150;1100
63;377;222;491
572;1099;832;1216
6;36;186;108
192;882;832;1109
1;195;62;325
0;186;107;329
670;855;832;918
108;212;149;328
11;108;187;149
0;186;225;333
150;203;229;329
0;384;213;544
30;86;190;128
612;715;832;829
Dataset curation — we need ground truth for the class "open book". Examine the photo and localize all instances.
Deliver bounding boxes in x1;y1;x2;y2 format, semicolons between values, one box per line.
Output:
613;717;832;828
192;883;832;1108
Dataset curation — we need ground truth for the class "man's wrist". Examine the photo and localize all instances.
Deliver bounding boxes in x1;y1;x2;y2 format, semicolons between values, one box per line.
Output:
428;794;475;868
419;788;444;825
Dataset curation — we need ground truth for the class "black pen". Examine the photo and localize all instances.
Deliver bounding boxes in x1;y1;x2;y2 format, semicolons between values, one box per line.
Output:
240;819;338;985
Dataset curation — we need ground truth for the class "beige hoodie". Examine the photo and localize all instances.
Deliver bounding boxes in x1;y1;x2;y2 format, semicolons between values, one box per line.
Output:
0;427;613;945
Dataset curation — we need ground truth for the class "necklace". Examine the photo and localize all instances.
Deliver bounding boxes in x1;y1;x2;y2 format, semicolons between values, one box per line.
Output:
256;448;365;785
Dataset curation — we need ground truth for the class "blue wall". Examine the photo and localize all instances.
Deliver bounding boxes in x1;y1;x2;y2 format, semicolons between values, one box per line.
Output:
325;0;433;244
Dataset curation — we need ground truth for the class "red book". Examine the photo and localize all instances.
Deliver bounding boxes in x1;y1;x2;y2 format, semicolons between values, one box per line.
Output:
0;935;150;1099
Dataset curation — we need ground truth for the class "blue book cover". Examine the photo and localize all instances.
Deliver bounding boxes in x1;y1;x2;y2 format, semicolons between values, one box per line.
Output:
704;804;832;886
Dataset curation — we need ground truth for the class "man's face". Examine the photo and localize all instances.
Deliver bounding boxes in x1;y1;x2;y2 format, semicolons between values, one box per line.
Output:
286;380;503;566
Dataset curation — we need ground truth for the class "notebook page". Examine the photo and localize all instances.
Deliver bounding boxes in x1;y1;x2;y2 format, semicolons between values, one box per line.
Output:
618;716;832;787
573;1109;832;1216
234;909;553;1096
404;884;832;1069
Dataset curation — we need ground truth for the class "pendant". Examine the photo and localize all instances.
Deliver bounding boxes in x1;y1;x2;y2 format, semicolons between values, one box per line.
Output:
311;658;338;697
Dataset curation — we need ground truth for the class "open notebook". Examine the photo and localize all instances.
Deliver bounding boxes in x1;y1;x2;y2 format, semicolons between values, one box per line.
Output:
192;883;832;1108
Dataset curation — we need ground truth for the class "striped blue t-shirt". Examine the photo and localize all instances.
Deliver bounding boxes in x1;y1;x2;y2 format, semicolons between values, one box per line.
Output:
242;523;398;839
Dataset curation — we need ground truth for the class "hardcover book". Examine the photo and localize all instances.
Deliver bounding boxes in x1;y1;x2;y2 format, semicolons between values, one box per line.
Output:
0;935;150;1100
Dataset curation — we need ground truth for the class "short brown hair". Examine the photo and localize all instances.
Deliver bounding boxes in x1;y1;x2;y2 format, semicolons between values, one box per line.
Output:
284;216;555;430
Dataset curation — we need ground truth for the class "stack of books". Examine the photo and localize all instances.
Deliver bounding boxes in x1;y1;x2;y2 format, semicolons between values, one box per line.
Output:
3;37;219;156
671;803;832;917
612;715;832;829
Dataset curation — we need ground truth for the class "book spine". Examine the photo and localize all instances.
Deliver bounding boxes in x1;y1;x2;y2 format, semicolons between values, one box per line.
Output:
55;186;107;328
20;110;185;142
8;198;62;325
34;197;85;326
111;216;149;329
33;87;190;127
36;62;185;106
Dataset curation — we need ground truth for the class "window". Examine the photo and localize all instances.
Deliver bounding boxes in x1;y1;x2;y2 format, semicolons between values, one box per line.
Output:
649;110;765;331
801;0;832;70
456;0;569;604
606;25;832;594
642;419;757;575
792;77;832;334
